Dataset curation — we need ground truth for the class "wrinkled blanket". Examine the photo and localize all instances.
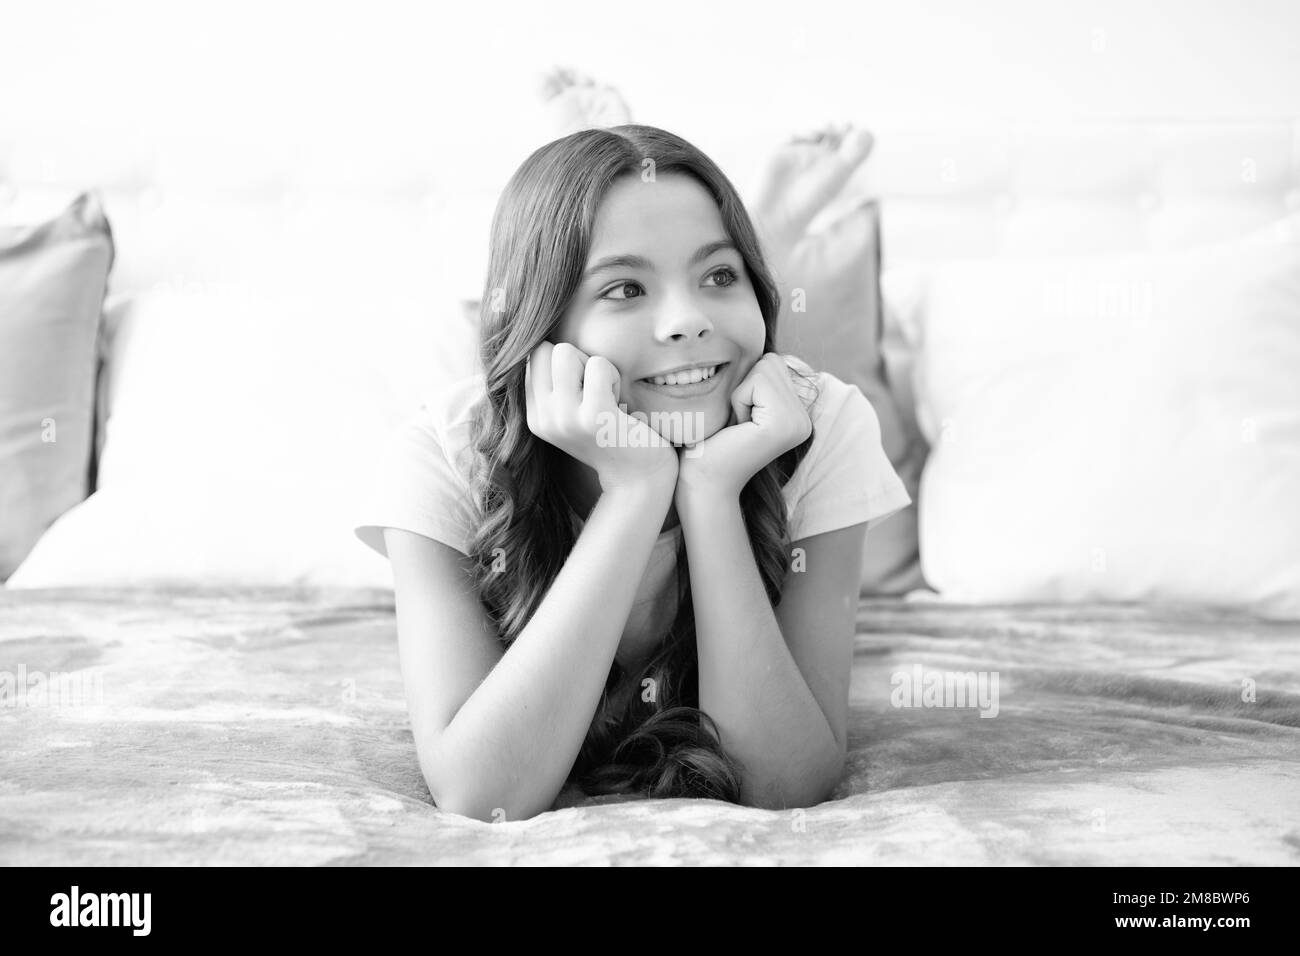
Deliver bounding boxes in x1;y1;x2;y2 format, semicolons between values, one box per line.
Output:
1;587;1296;865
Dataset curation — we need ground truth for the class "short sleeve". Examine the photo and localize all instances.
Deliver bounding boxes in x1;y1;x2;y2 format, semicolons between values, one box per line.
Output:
786;381;913;542
352;410;478;559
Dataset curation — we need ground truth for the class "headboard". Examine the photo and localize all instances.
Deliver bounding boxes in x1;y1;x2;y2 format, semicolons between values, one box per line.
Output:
3;119;1298;300
797;119;1300;266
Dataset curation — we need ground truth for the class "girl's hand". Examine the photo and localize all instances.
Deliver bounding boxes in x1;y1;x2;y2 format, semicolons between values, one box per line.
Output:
524;341;679;495
676;353;813;500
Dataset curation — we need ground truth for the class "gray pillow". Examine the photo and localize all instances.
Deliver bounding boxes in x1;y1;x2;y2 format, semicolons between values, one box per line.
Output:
0;191;114;580
772;200;926;594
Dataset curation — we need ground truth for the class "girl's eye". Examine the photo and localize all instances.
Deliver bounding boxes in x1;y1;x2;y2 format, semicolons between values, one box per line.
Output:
599;267;738;301
600;280;644;301
706;266;739;288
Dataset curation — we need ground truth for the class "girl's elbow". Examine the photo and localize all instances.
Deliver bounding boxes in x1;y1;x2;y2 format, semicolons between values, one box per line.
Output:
436;791;508;822
428;774;480;819
742;755;844;811
419;742;551;822
812;752;846;804
430;773;551;823
434;786;542;823
788;767;842;810
419;754;492;821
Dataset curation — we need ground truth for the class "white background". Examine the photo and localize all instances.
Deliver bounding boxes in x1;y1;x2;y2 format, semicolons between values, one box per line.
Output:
4;0;1299;194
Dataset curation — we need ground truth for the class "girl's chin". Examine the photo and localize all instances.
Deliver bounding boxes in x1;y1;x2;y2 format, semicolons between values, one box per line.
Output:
623;399;729;446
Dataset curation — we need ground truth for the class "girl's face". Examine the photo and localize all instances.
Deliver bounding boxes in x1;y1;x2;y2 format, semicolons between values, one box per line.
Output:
553;171;766;445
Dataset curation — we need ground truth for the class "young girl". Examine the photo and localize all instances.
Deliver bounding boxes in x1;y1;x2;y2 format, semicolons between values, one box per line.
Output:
354;124;911;822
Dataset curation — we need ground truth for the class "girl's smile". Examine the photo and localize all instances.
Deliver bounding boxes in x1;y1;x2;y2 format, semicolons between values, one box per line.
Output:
636;361;731;399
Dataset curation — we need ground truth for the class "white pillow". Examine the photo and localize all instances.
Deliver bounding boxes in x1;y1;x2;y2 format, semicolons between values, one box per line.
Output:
7;285;478;588
906;216;1300;619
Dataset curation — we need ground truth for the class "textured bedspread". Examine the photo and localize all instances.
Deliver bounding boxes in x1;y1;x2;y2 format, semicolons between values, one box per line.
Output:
1;587;1297;866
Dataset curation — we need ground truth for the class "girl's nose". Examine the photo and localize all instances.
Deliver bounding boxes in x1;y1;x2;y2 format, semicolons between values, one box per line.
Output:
654;295;714;343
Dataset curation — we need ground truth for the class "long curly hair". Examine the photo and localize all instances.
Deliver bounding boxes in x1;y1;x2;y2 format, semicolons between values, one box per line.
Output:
465;124;819;803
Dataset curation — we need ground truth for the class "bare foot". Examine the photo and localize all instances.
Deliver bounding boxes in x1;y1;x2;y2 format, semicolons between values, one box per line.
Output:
748;123;875;268
539;66;634;137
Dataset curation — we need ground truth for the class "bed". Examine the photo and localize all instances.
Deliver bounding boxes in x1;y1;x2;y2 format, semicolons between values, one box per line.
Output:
3;587;1295;866
5;74;1299;871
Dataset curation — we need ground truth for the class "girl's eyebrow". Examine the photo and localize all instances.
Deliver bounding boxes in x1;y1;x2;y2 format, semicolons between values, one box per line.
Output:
582;238;737;281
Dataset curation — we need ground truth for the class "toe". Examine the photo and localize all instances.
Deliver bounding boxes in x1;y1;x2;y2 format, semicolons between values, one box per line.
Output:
837;127;875;168
539;65;570;100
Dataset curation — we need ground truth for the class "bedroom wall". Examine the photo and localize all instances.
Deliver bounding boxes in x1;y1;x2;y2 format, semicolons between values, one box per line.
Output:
3;1;1298;296
3;0;1298;185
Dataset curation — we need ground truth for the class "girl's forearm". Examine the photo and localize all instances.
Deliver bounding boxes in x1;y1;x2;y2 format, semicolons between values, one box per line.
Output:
433;479;675;821
677;488;843;809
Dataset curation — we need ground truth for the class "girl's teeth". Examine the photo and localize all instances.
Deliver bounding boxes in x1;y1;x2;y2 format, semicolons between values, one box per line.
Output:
650;364;717;386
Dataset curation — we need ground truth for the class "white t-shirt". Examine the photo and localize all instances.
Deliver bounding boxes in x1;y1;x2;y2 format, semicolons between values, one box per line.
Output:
353;354;912;651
